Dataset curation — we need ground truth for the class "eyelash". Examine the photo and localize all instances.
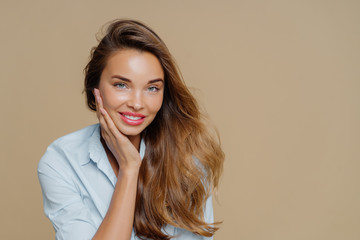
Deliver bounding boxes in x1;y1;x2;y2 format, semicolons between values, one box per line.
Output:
114;82;127;89
114;83;160;92
148;86;160;92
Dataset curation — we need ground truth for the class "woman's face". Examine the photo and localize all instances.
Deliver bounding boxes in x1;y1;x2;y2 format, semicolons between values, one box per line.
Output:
98;49;164;139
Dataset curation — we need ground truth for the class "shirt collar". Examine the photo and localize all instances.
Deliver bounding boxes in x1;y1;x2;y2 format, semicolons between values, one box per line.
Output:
139;137;146;159
80;123;146;166
79;124;104;166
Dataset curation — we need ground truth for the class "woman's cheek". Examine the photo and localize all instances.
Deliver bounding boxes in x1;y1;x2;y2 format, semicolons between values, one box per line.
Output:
103;90;128;109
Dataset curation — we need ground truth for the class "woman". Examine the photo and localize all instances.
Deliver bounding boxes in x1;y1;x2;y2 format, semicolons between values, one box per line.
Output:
38;19;224;240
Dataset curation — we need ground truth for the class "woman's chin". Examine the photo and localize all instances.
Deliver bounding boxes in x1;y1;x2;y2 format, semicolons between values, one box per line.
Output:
117;127;143;138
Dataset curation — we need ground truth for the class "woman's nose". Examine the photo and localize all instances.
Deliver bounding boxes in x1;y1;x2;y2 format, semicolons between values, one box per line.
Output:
127;90;144;111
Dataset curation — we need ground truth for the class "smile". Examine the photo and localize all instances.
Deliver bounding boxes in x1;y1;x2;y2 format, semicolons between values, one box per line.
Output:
123;114;142;120
119;112;145;126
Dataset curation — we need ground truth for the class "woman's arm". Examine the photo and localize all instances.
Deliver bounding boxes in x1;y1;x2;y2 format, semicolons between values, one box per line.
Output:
93;170;139;240
38;152;98;240
92;88;141;240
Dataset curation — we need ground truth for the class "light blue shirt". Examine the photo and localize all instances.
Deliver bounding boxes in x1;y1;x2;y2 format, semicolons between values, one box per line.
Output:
38;124;214;240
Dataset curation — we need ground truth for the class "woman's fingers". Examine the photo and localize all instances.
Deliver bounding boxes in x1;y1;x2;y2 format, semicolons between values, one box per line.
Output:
93;88;141;171
94;88;104;112
101;106;125;141
94;88;124;141
94;89;111;136
94;89;102;120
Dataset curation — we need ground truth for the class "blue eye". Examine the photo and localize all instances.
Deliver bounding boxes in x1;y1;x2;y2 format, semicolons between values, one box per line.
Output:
148;86;159;92
115;82;127;89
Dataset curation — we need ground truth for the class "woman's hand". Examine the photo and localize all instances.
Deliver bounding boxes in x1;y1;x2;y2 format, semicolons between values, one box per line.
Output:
94;88;142;174
92;88;141;240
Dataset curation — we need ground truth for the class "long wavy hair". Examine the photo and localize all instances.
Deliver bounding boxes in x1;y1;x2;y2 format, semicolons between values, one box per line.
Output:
84;19;224;240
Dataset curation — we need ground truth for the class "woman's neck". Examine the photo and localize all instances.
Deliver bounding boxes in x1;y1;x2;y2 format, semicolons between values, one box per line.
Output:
126;134;141;152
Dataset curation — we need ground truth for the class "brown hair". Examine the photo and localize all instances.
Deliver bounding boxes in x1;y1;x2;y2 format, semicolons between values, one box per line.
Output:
84;19;224;240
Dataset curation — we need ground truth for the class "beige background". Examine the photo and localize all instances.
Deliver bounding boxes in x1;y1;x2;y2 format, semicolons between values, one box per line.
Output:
1;0;359;239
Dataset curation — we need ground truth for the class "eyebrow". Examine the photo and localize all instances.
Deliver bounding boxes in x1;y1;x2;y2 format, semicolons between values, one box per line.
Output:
111;74;164;84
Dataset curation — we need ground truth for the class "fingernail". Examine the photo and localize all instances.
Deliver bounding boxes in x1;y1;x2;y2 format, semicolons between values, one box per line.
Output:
100;108;106;115
93;89;99;102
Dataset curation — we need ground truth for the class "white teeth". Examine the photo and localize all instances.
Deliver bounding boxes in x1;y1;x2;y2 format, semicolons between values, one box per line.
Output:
124;115;142;120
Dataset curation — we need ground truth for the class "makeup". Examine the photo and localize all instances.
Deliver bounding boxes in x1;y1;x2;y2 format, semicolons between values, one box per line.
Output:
119;112;145;126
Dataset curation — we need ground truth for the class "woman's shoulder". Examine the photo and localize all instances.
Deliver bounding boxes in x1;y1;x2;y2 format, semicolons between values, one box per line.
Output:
38;124;100;171
50;123;99;148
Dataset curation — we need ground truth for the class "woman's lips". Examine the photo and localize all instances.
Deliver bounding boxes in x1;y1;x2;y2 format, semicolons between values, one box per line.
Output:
119;112;145;126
